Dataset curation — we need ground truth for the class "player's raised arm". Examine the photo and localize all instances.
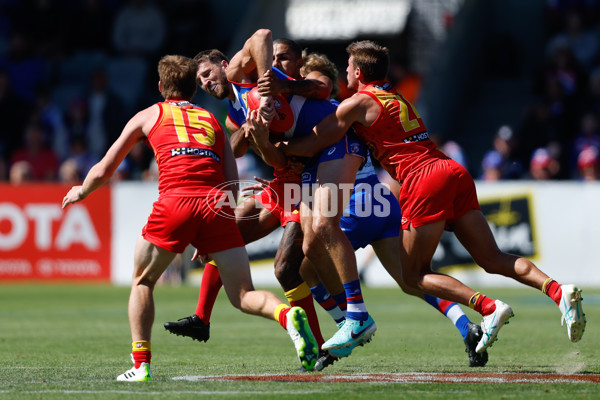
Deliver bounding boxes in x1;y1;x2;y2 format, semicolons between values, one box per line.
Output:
226;29;273;84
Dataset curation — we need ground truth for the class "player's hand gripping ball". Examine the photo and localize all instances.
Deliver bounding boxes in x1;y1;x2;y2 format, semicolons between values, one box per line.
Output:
246;86;294;134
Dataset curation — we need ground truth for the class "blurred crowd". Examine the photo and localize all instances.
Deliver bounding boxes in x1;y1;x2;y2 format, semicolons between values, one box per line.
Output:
472;1;600;182
1;0;600;185
0;0;223;184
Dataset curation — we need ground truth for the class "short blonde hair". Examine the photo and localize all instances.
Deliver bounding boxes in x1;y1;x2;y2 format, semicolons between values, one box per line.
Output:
300;52;340;98
158;55;198;100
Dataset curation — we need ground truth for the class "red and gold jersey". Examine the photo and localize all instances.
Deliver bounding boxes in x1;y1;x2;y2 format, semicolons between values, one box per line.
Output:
352;82;448;181
147;101;226;196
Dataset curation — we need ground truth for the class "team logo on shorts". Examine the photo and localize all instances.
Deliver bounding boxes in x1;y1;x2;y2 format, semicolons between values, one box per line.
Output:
207;180;274;220
401;217;408;225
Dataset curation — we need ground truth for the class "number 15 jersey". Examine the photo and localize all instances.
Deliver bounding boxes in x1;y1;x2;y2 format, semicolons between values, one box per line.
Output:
147;100;226;196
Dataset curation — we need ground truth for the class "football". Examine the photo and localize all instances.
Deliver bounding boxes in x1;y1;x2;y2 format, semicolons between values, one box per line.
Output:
246;86;294;133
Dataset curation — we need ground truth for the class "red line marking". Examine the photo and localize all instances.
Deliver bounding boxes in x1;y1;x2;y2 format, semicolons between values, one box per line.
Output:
175;372;600;384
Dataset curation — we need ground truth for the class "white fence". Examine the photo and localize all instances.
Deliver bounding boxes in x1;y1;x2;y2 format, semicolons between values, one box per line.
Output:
111;181;600;288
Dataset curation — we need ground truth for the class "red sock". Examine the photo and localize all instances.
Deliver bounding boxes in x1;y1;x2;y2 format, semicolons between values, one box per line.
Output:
474;294;497;316
291;295;325;348
132;340;151;368
132;351;151;368
544;280;562;306
195;262;222;324
277;305;291;329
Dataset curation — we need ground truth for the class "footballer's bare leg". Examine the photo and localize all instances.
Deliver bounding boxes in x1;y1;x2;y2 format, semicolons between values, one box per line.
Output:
130;236;177;341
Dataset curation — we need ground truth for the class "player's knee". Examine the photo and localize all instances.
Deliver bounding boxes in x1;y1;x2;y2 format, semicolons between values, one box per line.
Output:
312;218;337;241
472;249;511;274
274;264;301;289
230;293;246;312
132;270;160;289
301;232;319;259
400;269;423;289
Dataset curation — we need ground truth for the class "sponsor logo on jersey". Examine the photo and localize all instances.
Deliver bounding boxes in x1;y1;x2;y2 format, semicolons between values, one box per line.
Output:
171;147;221;162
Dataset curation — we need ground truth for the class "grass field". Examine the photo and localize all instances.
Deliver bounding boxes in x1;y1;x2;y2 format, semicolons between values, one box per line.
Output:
0;283;598;399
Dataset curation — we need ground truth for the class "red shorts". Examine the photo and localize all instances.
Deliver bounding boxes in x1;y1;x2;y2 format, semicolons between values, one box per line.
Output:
252;177;301;226
142;194;244;254
399;158;480;230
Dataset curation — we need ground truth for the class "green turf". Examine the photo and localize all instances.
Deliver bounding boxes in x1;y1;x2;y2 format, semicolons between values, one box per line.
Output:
0;284;598;399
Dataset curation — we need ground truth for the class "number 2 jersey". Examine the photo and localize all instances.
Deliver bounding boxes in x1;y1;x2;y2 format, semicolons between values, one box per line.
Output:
146;100;226;196
352;81;448;182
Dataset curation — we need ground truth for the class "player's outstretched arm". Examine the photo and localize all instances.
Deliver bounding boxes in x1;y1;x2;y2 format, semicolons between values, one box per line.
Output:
285;70;333;100
280;96;358;157
257;69;332;100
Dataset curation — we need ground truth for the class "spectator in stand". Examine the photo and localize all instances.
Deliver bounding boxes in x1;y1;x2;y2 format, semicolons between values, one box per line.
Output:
587;67;600;117
112;0;167;58
0;68;32;160
86;68;128;156
124;142;154;181
545;0;600;36
142;159;159;182
479;125;523;180
8;160;33;184
67;135;99;178
58;158;82;184
571;111;600;173
480;150;504;182
164;0;219;55
64;97;93;154
430;133;468;170
536;42;587;155
10;121;59;181
517;99;557;167
526;146;562;181
546;9;600;71
577;145;600;181
0;30;47;103
67;0;116;53
33;86;69;160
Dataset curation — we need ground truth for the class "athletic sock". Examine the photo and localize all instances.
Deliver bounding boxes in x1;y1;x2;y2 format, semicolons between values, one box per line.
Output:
469;292;497;316
424;294;470;339
344;279;368;321
194;261;222;324
131;340;151;368
542;278;562;306
274;303;291;329
286;283;325;347
310;283;345;324
332;292;347;313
